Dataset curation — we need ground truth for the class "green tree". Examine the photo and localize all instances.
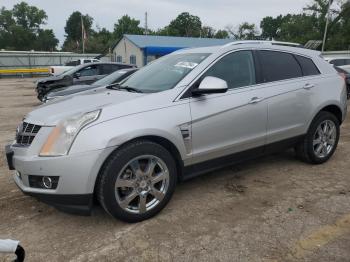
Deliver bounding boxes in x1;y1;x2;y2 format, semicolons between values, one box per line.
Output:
63;11;93;51
113;15;143;41
85;27;113;53
201;26;216;38
260;15;285;40
259;0;350;49
215;29;229;39
227;22;258;40
167;12;202;37
12;2;46;29
278;14;320;44
34;29;59;51
0;2;58;51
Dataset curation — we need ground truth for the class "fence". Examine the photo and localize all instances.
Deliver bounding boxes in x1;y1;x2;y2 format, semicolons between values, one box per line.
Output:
0;50;111;78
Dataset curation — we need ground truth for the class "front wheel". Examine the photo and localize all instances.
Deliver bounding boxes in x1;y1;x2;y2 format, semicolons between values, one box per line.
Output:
295;111;340;164
97;140;177;222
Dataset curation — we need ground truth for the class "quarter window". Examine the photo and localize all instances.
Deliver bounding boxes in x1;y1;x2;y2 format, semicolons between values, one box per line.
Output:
202;51;256;89
258;50;302;82
294;55;320;76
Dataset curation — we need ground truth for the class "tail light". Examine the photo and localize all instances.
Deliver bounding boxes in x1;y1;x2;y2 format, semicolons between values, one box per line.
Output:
338;72;346;80
338;72;347;87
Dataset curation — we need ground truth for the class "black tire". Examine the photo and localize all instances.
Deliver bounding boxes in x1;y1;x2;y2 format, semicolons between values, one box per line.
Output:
295;111;340;164
96;140;177;223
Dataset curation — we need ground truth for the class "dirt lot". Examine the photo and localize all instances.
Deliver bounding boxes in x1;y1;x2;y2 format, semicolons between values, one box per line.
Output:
0;78;350;262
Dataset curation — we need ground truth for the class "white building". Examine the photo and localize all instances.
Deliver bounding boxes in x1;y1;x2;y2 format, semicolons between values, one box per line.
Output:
112;34;233;68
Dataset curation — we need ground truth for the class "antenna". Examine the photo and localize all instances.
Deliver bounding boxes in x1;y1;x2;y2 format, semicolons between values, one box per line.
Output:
145;12;148;35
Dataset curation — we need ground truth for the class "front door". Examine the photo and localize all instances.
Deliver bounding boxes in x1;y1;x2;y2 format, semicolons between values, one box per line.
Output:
189;50;268;165
73;64;100;85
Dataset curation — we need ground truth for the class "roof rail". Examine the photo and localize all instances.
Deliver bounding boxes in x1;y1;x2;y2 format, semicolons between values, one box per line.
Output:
221;40;303;48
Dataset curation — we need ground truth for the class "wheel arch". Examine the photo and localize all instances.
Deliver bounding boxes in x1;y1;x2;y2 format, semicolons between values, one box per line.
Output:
319;104;343;125
308;104;343;132
93;135;185;197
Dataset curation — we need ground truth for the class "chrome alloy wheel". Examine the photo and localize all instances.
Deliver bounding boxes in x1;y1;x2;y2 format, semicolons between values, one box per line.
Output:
115;155;170;214
313;120;337;158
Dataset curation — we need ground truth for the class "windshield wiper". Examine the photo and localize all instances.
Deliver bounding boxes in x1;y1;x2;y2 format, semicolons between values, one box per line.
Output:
106;83;143;93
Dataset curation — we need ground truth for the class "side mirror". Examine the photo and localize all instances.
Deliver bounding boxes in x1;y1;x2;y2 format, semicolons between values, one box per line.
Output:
73;72;81;79
192;76;228;96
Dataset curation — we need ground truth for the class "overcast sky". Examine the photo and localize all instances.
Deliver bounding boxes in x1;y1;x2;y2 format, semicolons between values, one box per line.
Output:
2;0;311;46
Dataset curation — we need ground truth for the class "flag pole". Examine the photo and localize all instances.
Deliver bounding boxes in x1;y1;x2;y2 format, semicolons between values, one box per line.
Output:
322;0;332;52
81;15;85;54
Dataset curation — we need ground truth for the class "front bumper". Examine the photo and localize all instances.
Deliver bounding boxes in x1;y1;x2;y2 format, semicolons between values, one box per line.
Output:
16;183;93;216
6;143;116;215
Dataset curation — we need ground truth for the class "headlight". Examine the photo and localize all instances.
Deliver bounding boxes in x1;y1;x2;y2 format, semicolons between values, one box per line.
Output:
40;110;100;156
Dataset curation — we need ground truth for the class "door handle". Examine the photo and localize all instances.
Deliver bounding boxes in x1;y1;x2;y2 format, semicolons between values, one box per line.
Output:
303;83;315;90
248;97;263;104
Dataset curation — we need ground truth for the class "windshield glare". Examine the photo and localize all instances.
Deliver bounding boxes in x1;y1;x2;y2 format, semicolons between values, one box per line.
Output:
120;53;210;92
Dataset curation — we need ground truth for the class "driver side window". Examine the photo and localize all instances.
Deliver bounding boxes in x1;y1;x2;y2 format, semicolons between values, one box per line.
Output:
203;51;256;89
78;65;98;77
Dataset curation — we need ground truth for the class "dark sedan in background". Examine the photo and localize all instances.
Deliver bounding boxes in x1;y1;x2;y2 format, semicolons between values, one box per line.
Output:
44;68;138;102
36;62;136;101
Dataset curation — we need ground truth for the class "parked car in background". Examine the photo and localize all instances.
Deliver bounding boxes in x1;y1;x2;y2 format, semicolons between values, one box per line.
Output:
49;58;100;76
6;41;347;223
36;62;136;101
324;56;350;72
44;68;138;102
334;66;350;99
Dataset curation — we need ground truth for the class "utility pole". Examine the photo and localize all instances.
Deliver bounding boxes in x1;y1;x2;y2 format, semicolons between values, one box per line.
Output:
145;12;148;35
322;0;333;52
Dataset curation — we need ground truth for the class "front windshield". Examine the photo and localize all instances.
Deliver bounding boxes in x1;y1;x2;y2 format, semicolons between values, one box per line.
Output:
120;53;210;92
94;70;128;86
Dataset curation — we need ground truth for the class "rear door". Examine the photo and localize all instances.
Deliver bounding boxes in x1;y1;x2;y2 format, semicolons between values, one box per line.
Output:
256;50;320;144
189;50;268;165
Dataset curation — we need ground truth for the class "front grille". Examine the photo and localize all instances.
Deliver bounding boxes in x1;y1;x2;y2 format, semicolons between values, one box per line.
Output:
16;122;42;146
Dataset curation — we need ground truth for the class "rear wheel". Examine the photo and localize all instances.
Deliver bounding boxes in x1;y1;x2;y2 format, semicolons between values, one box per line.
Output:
97;140;177;222
295;111;340;164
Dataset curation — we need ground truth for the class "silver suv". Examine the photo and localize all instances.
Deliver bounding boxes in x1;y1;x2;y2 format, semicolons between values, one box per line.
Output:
5;41;348;222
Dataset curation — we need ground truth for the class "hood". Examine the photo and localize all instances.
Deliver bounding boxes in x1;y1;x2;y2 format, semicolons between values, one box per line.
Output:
25;89;144;126
37;75;65;83
46;84;94;98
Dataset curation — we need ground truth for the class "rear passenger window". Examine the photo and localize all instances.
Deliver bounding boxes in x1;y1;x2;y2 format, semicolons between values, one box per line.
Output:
258;50;302;82
203;51;256;89
294;55;320;76
102;64;116;74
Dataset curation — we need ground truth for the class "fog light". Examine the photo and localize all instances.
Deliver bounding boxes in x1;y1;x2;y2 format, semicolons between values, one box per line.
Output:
15;171;22;180
42;176;53;189
28;175;59;189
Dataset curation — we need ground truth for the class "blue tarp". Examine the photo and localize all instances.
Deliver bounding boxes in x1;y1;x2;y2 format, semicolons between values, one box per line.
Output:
143;46;185;56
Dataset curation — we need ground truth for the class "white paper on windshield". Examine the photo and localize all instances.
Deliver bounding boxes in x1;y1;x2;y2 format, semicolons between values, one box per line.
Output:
174;61;198;69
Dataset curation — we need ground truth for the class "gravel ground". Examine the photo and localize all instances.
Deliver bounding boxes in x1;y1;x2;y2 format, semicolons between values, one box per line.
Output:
0;78;350;262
